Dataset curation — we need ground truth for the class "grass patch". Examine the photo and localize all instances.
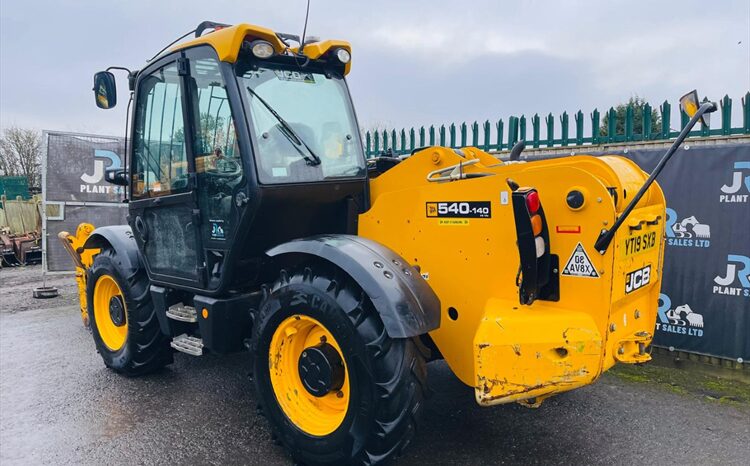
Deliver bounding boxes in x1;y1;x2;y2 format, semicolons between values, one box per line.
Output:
608;363;750;406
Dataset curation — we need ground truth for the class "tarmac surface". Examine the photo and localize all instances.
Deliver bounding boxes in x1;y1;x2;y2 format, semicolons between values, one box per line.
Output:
1;265;749;465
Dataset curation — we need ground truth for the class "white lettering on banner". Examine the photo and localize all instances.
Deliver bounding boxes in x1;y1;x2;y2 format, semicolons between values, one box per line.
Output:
719;161;750;203
656;294;705;339
79;184;123;194
712;255;750;299
665;208;711;249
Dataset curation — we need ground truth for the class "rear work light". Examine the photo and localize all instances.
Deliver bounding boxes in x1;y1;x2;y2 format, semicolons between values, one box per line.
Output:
509;184;559;304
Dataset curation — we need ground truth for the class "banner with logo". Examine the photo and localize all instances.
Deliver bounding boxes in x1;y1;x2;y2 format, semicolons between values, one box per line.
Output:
45;133;126;202
43;132;128;271
599;144;749;361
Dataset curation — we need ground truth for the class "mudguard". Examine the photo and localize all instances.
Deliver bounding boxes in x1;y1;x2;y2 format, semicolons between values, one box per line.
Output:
83;225;143;276
266;235;441;338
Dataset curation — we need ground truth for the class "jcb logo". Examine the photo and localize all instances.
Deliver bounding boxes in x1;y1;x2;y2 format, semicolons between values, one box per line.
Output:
426;203;438;217
713;254;750;298
625;265;651;294
719;161;750;203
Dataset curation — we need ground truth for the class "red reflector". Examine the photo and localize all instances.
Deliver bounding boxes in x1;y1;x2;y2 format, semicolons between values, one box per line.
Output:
526;191;540;214
556;225;581;234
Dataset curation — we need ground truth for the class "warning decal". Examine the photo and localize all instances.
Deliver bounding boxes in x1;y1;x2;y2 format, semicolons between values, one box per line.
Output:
561;242;599;278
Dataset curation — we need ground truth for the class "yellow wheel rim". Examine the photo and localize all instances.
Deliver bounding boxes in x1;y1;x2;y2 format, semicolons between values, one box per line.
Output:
93;275;128;351
269;315;350;436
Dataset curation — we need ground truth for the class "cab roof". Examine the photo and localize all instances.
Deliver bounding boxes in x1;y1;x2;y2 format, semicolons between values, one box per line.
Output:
170;23;352;74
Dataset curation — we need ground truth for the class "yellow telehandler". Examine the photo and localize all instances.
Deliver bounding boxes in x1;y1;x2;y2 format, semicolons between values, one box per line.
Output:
60;20;715;465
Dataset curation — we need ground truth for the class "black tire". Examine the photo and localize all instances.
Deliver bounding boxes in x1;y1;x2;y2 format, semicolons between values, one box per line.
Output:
252;265;427;465
86;247;172;376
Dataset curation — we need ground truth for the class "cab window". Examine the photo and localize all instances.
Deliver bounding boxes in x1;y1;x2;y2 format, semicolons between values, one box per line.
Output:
239;65;365;184
131;63;188;198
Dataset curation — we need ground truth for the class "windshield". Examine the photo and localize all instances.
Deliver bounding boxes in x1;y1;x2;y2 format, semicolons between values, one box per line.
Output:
239;65;366;184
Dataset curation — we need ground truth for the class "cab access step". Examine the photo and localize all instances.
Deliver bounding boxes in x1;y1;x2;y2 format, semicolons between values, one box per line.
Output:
166;304;198;322
151;286;257;356
171;334;204;356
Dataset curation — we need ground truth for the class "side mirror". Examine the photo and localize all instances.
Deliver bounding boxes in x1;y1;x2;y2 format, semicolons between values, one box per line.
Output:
93;71;117;109
105;167;128;186
679;89;710;128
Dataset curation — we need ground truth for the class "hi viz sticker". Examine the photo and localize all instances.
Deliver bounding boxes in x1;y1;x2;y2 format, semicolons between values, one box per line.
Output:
561;242;599;278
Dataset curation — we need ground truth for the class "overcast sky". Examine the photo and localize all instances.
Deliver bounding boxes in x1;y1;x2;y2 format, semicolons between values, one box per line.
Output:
1;0;748;137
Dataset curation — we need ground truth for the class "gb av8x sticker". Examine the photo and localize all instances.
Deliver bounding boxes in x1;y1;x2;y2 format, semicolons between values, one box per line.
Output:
561;243;599;278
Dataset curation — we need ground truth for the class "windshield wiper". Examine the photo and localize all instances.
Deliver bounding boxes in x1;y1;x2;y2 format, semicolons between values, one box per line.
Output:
245;87;322;166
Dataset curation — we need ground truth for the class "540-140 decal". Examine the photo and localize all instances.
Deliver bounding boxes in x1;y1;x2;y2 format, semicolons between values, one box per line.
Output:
426;201;491;218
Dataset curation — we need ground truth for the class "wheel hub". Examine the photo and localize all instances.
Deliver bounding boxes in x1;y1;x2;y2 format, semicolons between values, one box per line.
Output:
269;314;350;435
109;295;126;327
298;342;345;397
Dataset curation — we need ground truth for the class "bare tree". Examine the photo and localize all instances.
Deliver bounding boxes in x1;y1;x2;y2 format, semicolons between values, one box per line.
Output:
0;127;42;188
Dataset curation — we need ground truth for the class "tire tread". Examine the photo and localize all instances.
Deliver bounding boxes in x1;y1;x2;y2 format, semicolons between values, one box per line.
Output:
87;247;172;376
253;264;426;465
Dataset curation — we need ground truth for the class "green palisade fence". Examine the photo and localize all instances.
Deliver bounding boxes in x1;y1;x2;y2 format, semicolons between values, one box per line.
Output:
363;92;750;158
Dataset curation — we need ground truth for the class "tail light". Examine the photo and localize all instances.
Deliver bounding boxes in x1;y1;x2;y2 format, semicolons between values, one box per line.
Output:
510;186;559;305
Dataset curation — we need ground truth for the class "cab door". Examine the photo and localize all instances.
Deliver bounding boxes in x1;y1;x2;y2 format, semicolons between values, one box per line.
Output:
129;54;205;288
182;46;247;290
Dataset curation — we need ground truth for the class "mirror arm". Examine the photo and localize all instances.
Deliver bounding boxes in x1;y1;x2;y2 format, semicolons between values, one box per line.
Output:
593;101;717;255
106;66;132;74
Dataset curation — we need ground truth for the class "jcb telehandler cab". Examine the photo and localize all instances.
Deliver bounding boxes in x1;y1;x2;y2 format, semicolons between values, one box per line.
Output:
62;21;716;465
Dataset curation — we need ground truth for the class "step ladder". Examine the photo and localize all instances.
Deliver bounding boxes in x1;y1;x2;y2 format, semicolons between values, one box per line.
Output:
166;304;197;323
171;334;204;356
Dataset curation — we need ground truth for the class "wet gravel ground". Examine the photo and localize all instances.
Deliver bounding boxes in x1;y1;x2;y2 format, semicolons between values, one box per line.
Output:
1;266;749;465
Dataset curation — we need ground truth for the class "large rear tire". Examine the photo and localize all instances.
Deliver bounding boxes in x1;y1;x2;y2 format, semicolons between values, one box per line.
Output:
252;265;427;465
86;247;172;376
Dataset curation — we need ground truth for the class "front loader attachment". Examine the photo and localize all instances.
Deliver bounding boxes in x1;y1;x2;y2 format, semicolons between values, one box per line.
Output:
58;223;98;327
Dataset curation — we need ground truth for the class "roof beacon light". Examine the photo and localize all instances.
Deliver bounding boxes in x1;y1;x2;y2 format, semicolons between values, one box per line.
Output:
251;40;274;59
335;48;351;64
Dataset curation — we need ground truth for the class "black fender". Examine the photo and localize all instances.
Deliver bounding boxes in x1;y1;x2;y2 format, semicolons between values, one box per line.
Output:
83;225;143;276
266;235;441;338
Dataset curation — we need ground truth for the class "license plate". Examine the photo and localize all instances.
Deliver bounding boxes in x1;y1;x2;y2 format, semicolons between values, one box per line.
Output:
620;228;657;259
